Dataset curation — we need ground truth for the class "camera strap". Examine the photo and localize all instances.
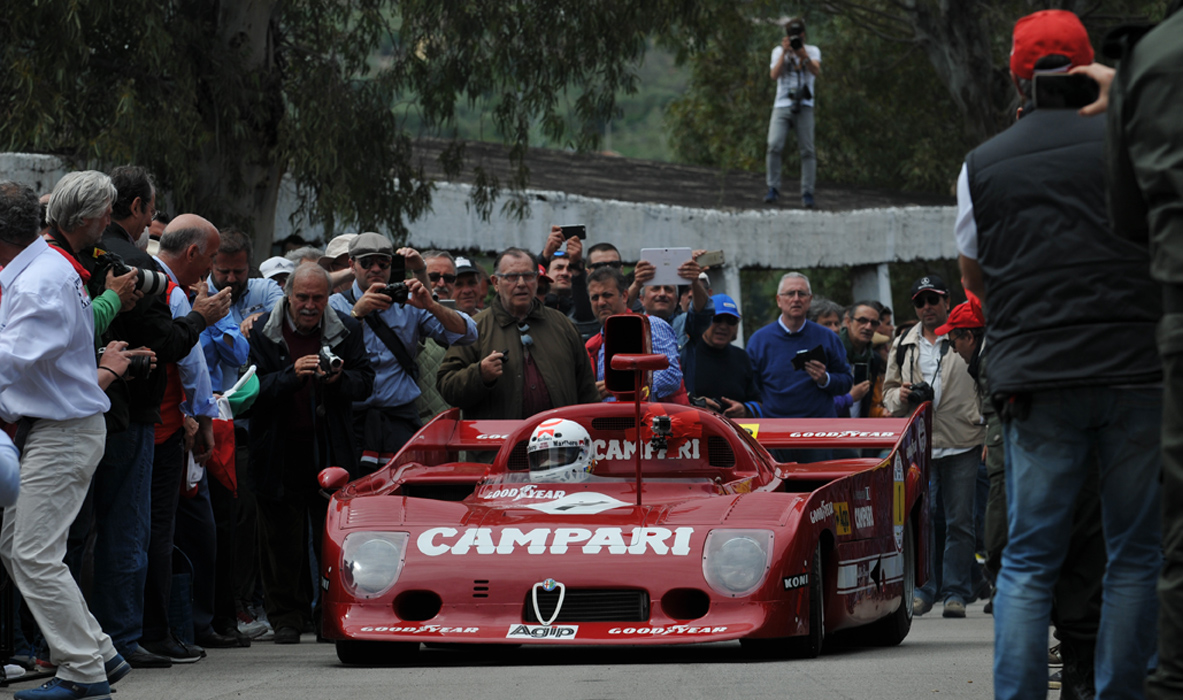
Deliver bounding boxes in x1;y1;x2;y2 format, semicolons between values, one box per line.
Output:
343;289;420;381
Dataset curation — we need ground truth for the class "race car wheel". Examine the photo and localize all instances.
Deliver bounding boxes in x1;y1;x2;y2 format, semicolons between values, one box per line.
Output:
787;542;826;658
864;520;915;646
335;640;419;666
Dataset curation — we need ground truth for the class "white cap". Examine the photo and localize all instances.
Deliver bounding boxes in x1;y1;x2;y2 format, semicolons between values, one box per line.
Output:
260;256;296;280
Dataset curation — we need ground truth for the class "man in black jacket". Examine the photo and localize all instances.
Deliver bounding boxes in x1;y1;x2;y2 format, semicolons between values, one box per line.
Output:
957;11;1161;699
248;263;374;644
50;167;231;668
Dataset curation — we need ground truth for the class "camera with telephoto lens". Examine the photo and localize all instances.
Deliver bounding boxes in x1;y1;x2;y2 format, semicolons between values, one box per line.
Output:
790;36;803;51
907;381;935;405
379;281;409;305
94;251;169;296
318;346;343;374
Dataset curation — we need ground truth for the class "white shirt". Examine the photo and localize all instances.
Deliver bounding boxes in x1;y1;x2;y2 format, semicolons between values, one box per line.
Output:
771;44;821;108
0;237;110;422
954;163;979;259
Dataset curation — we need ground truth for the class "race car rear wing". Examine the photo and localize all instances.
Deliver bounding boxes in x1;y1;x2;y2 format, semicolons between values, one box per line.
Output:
735;417;915;450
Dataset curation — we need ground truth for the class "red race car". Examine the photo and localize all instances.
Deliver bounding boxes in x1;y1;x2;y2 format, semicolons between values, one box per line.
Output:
318;353;931;665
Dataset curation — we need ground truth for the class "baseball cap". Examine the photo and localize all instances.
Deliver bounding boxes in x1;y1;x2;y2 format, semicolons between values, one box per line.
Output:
260;256;296;280
320;233;358;265
786;17;805;35
455;256;482;277
537;263;553;284
348;232;394;259
710;294;741;319
1010;10;1094;81
910;275;949;299
935;301;986;336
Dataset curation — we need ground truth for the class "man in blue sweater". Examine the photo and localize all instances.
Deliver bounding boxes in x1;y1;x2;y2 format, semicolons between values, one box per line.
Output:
747;272;851;461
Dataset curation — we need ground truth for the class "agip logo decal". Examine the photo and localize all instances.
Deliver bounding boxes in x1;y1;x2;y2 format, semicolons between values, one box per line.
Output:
834;502;851;536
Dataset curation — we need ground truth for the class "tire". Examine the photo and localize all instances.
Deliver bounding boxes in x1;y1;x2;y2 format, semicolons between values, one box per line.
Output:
864;520;915;646
742;541;826;659
335;640;419;666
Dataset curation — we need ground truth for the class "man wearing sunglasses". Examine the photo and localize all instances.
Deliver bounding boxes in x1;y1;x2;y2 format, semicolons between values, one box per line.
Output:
883;275;984;620
438;248;599;420
328;234;477;473
680;294;763;419
423;250;458;300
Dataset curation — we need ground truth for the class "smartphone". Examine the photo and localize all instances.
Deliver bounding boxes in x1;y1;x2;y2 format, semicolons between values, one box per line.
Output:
1033;74;1099;110
695;250;725;268
437;298;457;310
853;362;869;385
390;253;407;278
559;225;586;240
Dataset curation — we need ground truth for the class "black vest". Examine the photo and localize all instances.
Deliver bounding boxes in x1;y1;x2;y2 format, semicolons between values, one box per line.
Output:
968;108;1160;394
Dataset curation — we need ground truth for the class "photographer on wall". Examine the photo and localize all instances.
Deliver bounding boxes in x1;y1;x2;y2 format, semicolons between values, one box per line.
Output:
882;275;984;619
763;16;821;208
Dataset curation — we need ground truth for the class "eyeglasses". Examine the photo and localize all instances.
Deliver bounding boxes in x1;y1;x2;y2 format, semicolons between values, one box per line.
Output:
852;316;880;327
778;290;811;299
356;256;391;270
913;293;944;308
588;260;623;271
712;315;739;326
518;323;534;348
496;271;538;283
428;272;457;284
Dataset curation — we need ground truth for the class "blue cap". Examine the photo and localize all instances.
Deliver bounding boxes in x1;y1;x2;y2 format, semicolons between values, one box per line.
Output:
711;294;741;318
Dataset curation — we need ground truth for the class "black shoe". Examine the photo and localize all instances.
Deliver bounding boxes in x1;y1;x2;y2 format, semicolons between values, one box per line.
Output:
273;626;301;645
140;634;203;664
763;187;779;204
1060;641;1096;700
196;629;245;649
123;645;172;669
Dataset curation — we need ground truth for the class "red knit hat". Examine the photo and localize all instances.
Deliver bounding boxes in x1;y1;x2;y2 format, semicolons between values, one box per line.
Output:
1010;10;1094;80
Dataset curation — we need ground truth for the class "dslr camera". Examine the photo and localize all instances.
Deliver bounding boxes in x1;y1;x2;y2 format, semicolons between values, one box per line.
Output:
907;381;935;405
94;251;169;296
318;346;344;373
97;346;152;380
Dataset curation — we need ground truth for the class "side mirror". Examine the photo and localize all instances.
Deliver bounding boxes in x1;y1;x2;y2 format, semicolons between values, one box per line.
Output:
318;467;351;492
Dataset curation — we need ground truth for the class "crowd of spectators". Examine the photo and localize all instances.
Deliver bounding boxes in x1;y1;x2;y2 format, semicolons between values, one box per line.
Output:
0;6;1180;699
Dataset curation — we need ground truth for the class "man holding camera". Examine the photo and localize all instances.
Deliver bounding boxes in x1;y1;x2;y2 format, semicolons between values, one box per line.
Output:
764;17;821;208
883;275;983;620
248;263;373;644
328;233;476;472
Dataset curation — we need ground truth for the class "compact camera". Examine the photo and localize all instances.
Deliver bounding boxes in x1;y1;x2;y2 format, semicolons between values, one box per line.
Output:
907;381;935;405
379;281;410;305
318;346;344;373
94;251;169;295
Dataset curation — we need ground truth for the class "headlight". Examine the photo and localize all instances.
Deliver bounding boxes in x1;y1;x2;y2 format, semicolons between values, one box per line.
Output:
341;532;409;599
702;529;774;597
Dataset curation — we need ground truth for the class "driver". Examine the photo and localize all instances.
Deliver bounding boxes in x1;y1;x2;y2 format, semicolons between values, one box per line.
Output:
527;418;595;483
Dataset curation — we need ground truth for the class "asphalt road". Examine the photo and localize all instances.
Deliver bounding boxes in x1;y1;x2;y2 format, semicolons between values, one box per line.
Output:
4;601;1016;700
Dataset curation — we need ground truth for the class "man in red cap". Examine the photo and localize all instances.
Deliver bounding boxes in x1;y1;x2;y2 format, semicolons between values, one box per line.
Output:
956;10;1162;699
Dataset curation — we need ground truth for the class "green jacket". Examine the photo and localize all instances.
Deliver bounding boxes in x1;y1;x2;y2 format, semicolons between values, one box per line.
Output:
437;297;599;420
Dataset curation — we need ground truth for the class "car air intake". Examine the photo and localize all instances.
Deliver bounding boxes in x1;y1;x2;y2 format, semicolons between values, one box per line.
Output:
507;440;529;470
522;589;649;623
707;436;736;468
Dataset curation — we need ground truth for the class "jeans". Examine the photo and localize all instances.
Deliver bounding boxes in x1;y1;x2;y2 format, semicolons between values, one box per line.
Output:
765;105;816;196
83;422;155;655
994;387;1161;700
916;448;980;606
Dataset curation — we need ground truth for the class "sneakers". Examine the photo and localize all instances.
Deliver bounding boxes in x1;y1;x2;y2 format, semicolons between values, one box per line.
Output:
763;188;779;203
1049;670;1062;690
140;634;204;664
103;654;130;685
237;608;272;640
13;678;111;700
942;599;967;618
802;192;816;208
913;596;933;616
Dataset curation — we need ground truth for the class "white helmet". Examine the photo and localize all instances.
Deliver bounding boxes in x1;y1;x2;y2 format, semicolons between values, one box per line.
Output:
527;418;594;483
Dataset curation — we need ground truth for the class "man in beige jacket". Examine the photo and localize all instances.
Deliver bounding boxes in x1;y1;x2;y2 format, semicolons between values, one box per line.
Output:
883;275;984;619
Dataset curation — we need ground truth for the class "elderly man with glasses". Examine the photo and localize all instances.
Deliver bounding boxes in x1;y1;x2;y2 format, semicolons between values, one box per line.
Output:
438;247;598;420
328;234;477;473
883;274;984;620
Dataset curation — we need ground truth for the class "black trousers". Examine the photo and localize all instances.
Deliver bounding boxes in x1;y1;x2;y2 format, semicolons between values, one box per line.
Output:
142;431;183;643
256;439;325;632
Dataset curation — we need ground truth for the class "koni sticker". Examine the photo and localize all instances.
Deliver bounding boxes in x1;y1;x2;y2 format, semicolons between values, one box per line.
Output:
416;526;694;556
782;574;809;590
